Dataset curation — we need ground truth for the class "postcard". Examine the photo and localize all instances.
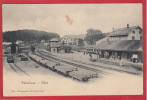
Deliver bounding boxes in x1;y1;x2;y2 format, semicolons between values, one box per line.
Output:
0;1;146;100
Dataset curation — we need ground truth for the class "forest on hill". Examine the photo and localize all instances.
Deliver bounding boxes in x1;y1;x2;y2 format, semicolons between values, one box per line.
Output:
3;29;60;42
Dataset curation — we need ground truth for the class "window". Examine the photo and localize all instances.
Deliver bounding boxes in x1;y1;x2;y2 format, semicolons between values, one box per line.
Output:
121;37;123;40
139;31;141;34
132;36;135;40
132;54;138;58
124;36;126;40
140;37;142;40
132;31;135;34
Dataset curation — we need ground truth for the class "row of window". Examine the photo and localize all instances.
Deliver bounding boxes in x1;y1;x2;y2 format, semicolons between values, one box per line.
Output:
132;31;142;34
110;36;127;40
110;36;142;40
62;40;69;43
63;38;69;40
132;36;142;40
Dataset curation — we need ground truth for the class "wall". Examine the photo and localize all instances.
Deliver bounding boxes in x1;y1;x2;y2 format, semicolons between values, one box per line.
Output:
51;48;58;53
59;49;65;53
61;36;72;44
127;29;142;40
109;29;142;41
50;42;58;47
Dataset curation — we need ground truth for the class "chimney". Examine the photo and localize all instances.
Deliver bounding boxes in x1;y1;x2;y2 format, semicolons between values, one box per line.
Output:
113;28;114;31
127;24;129;28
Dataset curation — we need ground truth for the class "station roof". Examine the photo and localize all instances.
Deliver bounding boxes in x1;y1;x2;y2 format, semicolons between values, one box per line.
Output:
49;38;59;42
94;40;142;52
7;42;19;47
108;26;142;37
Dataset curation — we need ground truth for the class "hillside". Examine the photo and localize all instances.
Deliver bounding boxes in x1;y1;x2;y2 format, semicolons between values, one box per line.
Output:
3;29;60;42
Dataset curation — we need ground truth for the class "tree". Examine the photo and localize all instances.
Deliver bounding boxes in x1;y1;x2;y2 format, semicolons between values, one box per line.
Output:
85;28;105;45
3;29;60;42
78;38;84;47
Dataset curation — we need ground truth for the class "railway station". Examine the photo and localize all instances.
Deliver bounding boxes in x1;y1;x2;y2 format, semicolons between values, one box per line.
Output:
3;41;99;82
2;25;143;83
3;40;142;82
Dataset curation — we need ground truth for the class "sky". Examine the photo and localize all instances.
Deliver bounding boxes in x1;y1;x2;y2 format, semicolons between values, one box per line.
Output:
2;4;142;37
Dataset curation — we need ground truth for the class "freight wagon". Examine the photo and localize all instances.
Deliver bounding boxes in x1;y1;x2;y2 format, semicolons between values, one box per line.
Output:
7;55;14;63
21;55;28;61
29;53;98;82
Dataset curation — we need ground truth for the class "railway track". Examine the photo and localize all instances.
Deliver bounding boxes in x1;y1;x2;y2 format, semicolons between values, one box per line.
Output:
8;63;29;76
34;51;106;74
38;51;141;75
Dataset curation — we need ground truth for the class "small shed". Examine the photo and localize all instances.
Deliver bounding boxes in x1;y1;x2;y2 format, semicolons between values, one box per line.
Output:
49;38;60;53
7;42;19;54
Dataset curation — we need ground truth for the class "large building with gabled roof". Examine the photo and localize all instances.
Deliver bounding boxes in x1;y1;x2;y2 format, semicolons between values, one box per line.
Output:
108;24;142;41
90;24;143;63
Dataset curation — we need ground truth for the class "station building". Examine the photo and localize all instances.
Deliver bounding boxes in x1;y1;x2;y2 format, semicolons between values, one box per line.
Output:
88;25;143;63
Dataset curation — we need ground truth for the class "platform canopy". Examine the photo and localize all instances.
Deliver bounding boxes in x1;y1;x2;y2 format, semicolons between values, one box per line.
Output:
94;40;142;52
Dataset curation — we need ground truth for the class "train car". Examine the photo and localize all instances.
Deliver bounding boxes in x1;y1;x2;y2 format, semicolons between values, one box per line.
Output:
21;55;28;61
54;65;76;76
19;46;30;53
69;69;98;82
3;49;9;57
17;53;22;57
29;53;98;82
47;62;57;70
39;59;50;68
3;49;9;54
7;55;14;63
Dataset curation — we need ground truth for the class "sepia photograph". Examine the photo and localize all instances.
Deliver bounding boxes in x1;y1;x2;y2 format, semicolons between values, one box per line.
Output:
2;4;143;96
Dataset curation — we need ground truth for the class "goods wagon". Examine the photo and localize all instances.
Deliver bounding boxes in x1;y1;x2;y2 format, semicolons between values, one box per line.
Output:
54;65;76;76
21;55;28;61
69;69;98;82
7;55;14;63
29;53;98;82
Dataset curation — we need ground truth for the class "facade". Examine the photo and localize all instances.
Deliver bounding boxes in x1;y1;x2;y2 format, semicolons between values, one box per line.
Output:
61;36;73;45
61;36;78;45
